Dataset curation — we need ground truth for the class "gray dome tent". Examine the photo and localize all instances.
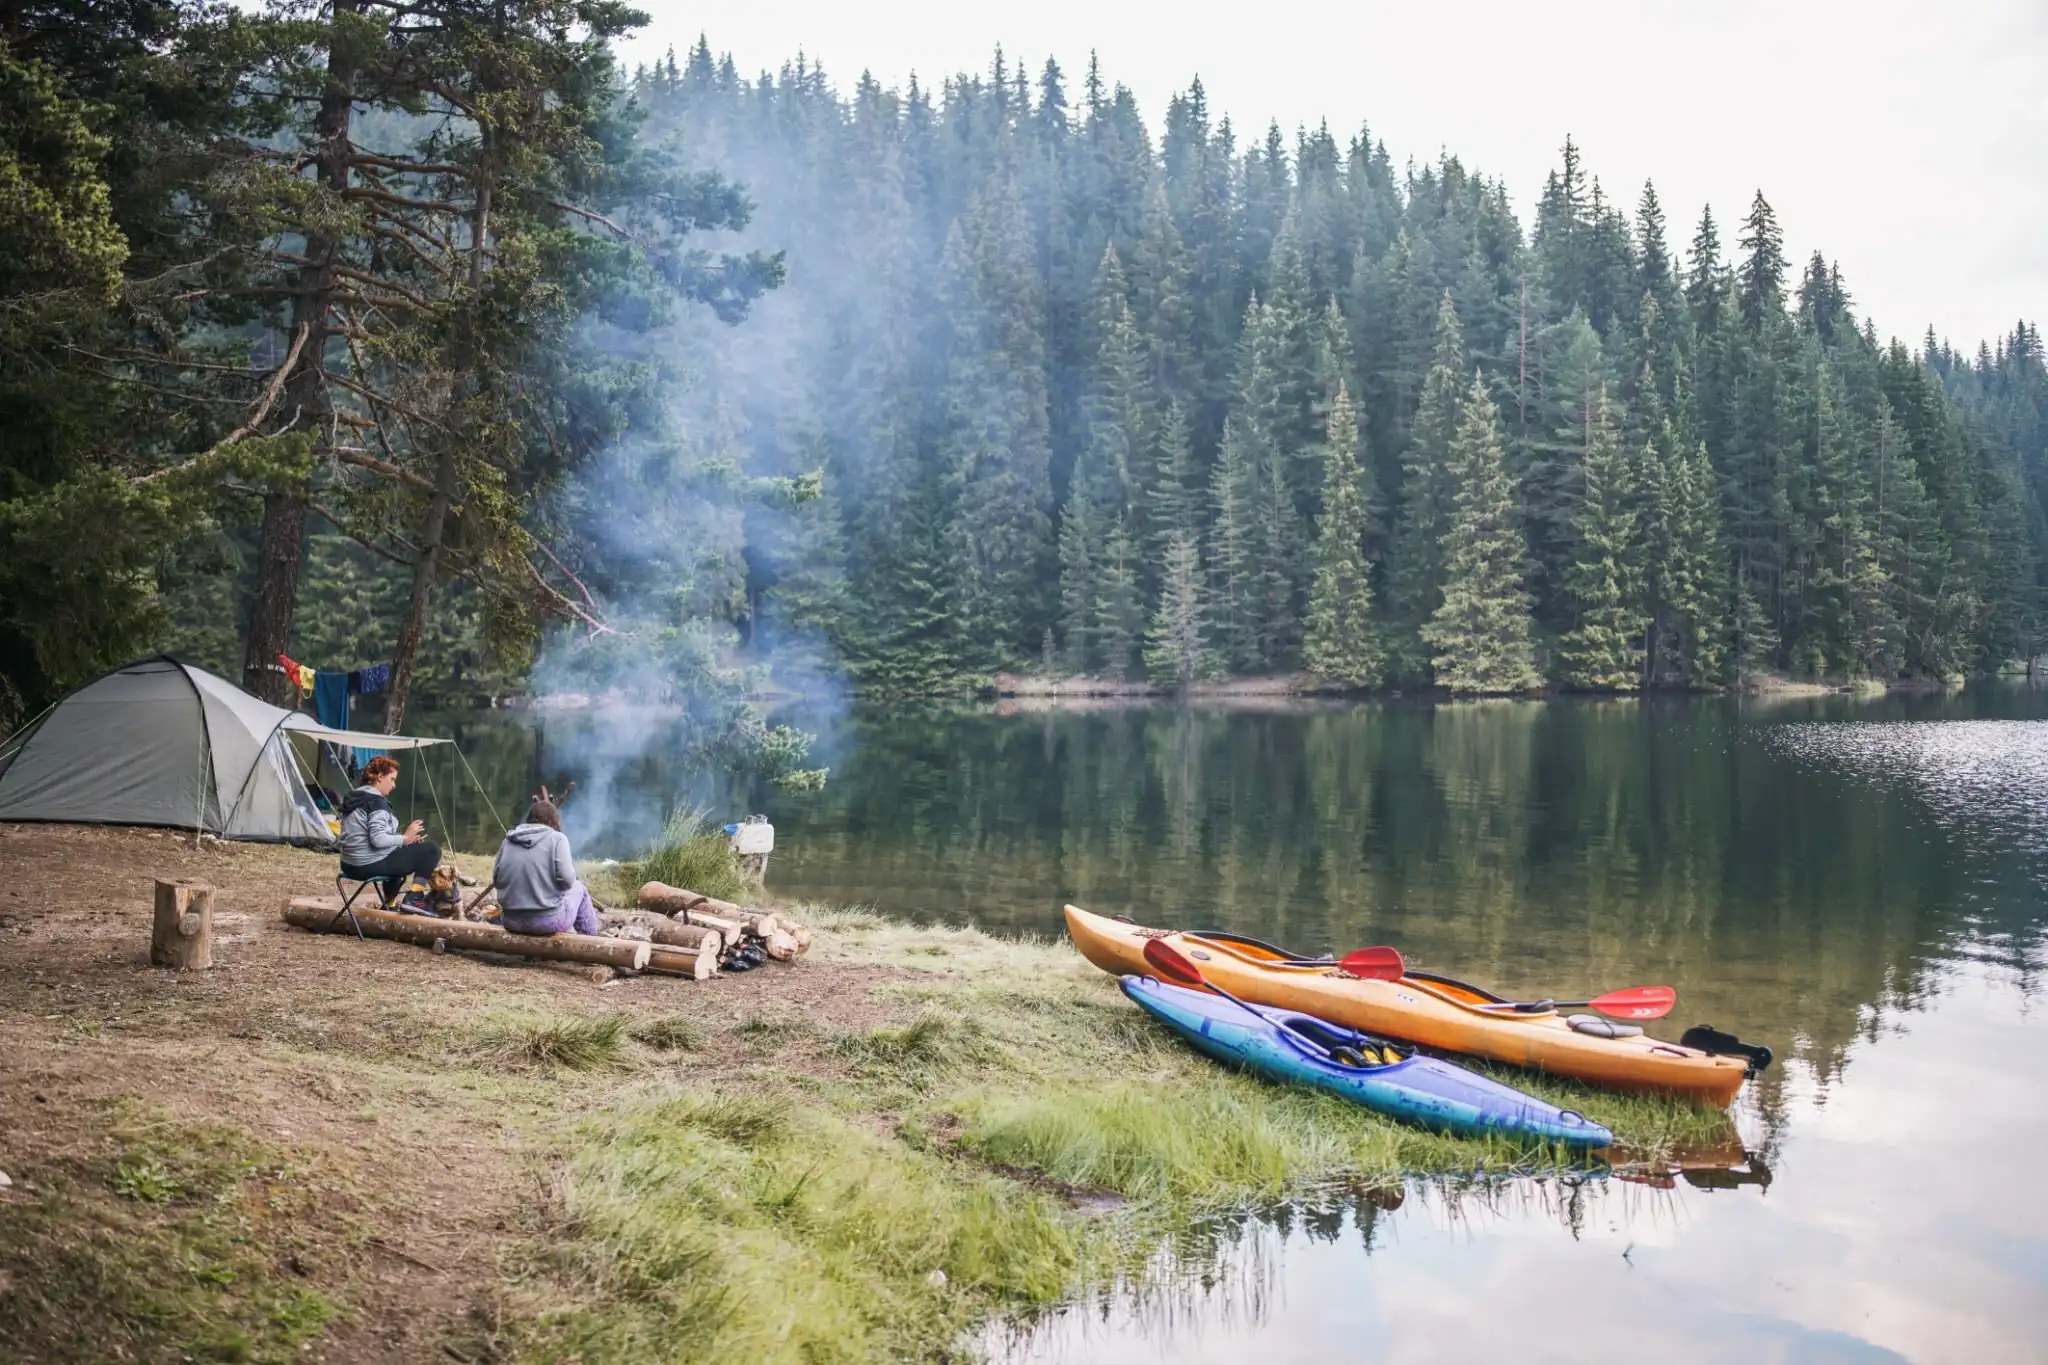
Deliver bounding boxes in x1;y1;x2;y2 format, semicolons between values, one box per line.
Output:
0;656;445;846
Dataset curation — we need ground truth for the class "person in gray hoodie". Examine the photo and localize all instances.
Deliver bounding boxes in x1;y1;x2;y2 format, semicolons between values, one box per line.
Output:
492;798;599;936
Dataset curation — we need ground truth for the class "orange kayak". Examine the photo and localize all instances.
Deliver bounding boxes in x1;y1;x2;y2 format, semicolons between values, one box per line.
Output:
1065;905;1754;1107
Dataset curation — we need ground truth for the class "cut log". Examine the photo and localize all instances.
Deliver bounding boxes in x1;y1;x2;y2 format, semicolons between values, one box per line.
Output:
283;897;651;971
151;879;214;970
637;881;779;937
599;910;724;953
762;928;800;962
642;938;721;981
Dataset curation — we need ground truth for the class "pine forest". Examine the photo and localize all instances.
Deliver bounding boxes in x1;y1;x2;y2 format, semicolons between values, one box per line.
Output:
4;12;2046;734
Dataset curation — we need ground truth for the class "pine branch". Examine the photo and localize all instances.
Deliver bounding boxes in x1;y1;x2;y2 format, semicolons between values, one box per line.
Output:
530;535;600;611
322;371;451;433
527;553;615;635
347;150;473;178
332;446;437;494
331;266;438;312
130;323;311;485
549;200;634;239
343;185;468;216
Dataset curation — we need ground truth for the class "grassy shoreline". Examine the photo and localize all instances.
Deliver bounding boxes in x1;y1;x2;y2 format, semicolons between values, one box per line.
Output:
0;828;1737;1363
504;908;1735;1362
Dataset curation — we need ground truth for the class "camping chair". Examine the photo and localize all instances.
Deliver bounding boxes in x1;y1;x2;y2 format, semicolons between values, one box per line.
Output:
331;871;400;939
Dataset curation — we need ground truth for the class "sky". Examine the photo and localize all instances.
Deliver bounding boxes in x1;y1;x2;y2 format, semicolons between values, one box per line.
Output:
620;0;2048;354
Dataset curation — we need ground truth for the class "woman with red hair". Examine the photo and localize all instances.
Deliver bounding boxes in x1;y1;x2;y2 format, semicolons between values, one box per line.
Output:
338;756;440;901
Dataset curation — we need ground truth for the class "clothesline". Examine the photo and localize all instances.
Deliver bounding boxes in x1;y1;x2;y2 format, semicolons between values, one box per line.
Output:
279;653;393;772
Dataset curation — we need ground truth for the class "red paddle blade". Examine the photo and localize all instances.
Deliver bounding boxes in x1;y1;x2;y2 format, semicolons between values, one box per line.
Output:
1589;985;1677;1020
1338;946;1405;980
1143;937;1207;988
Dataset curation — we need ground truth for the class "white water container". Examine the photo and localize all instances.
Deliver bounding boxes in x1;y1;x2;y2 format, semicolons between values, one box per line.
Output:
731;816;775;855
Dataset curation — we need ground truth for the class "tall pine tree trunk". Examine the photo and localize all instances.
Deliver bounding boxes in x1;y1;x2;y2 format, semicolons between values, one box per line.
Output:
386;140;492;731
384;459;451;732
240;3;358;704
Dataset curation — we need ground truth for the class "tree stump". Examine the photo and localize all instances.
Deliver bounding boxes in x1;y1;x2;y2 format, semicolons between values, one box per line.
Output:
151;879;214;970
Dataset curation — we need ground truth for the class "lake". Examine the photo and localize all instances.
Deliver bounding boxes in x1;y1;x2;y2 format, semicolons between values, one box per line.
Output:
399;685;2048;1364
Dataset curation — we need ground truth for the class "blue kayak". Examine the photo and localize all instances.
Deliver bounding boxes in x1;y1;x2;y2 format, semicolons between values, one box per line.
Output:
1122;974;1613;1148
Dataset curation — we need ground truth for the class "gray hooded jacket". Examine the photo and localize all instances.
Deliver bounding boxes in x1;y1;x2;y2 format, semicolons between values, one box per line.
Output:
492;822;577;913
338;786;403;869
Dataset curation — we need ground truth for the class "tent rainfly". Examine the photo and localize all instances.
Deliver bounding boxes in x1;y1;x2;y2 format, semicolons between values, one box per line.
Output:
0;656;445;846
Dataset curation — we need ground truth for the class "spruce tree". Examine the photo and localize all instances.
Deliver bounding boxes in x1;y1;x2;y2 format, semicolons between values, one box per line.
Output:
1144;400;1200;573
1056;489;1099;671
1207;411;1260;671
1424;377;1543;694
1807;370;1898;677
1146;530;1212;687
1382;292;1466;681
1303;384;1382;687
1095;516;1145;679
1559;393;1648;688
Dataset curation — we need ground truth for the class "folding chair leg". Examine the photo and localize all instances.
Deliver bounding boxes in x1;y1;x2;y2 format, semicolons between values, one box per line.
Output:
335;877;372;941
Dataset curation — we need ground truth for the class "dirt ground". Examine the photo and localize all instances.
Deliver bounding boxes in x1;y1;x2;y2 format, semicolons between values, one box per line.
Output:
0;822;910;1363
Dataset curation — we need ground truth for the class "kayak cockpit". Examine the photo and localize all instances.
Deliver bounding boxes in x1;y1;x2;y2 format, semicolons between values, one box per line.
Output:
1278;1014;1413;1069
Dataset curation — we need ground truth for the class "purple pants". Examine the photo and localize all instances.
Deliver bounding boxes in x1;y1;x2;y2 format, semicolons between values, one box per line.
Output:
499;881;599;936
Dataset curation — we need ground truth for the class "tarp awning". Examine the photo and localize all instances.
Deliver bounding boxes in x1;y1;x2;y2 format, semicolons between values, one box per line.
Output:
279;715;448;750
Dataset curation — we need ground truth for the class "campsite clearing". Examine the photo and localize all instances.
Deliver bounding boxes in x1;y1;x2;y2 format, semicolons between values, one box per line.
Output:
0;823;1732;1363
0;824;907;1362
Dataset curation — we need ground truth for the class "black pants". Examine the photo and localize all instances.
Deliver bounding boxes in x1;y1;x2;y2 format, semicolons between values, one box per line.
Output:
342;841;442;899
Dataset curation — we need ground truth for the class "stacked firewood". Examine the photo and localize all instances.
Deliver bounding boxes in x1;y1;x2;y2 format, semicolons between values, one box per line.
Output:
625;881;811;977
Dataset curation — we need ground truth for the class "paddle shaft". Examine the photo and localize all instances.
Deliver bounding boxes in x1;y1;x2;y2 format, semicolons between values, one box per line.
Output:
1197;977;1337;1061
1142;940;1338;1062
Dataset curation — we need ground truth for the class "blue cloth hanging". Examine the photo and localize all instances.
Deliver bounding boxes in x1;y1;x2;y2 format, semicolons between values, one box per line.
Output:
354;663;391;695
313;671;351;730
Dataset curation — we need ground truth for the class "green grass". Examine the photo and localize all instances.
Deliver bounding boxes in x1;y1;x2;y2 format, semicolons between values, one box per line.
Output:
496;906;1745;1363
510;1087;1092;1364
629;1014;707;1053
633;805;753;904
0;1104;340;1364
481;1010;630;1071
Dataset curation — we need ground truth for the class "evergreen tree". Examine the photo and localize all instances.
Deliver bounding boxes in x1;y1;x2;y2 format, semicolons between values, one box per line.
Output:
1055;488;1100;670
1424;377;1544;693
1144;400;1201;573
1737;191;1788;335
1146;530;1212;687
1207;410;1261;671
936;177;1055;664
1303;384;1381;686
1095;516;1145;678
1805;367;1898;676
1558;394;1648;688
1381;291;1466;681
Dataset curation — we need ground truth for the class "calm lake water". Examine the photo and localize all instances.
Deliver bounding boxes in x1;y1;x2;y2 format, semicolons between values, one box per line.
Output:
399;686;2048;1364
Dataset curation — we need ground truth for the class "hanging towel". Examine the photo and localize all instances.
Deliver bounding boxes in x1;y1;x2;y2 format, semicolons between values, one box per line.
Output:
355;662;391;695
313;671;351;731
